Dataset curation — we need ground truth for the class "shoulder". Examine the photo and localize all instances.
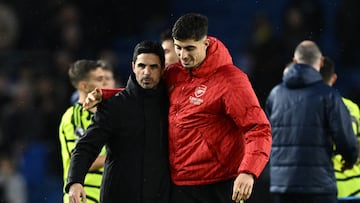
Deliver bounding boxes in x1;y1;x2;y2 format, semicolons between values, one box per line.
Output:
342;97;359;108
215;65;250;88
59;106;77;136
107;89;131;105
342;97;360;115
98;89;134;115
321;85;343;101
164;63;184;82
268;83;283;95
60;106;75;123
266;83;285;104
216;65;247;79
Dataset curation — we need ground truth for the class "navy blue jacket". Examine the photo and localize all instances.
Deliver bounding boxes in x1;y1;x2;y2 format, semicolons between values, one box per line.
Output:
266;64;358;194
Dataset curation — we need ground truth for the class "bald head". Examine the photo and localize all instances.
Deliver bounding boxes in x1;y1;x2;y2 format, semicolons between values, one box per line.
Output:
293;40;322;71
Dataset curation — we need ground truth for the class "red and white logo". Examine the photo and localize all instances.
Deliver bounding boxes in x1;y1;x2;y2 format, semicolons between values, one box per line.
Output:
194;85;207;98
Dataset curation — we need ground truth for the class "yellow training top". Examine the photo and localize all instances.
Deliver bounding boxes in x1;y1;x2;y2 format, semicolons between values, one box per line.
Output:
333;98;360;198
59;103;105;203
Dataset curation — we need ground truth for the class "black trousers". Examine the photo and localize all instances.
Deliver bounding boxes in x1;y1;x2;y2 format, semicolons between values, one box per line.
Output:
272;193;338;203
171;179;235;203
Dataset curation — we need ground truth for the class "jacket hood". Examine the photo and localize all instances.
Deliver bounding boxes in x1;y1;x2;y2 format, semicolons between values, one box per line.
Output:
283;63;323;89
186;36;233;78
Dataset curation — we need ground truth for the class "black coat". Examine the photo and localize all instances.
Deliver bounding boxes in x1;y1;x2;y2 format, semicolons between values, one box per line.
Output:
266;64;358;194
66;74;171;203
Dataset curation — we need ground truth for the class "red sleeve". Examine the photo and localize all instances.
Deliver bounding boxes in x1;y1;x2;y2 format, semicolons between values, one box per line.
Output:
101;88;124;99
222;67;272;178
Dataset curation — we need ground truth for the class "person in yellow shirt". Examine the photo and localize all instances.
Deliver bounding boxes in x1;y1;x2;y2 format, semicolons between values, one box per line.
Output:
59;60;110;203
320;56;360;202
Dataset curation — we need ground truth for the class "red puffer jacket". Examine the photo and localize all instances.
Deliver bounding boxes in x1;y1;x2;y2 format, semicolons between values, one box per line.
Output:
163;37;271;186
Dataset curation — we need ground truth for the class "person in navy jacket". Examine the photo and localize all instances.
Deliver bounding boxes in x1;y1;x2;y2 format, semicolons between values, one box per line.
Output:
266;40;358;203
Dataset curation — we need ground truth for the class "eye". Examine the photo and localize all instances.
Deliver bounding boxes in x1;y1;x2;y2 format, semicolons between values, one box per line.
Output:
186;47;195;52
150;64;160;69
96;76;104;82
137;63;146;69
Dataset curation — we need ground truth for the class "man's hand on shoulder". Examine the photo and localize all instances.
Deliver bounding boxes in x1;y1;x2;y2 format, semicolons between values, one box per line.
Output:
341;157;354;171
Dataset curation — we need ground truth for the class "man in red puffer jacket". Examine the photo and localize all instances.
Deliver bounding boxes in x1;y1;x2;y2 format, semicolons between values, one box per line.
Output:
165;13;271;203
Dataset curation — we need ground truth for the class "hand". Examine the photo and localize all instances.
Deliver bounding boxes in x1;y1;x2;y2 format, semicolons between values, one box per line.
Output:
232;173;254;202
341;158;354;171
68;183;87;203
83;88;103;110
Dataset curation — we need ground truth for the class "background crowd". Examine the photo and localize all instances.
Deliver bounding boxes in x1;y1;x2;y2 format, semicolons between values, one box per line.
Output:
0;0;359;202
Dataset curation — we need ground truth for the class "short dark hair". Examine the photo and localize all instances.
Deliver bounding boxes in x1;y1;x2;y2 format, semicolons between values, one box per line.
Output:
68;60;101;88
160;29;173;43
172;13;208;41
132;40;165;68
320;56;335;84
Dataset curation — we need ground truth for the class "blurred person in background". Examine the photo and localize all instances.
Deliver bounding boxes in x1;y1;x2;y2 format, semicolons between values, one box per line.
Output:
97;60;116;89
59;60;109;203
0;3;19;51
320;56;360;202
266;40;358;203
160;29;179;66
70;60;117;104
98;49;124;87
0;152;27;203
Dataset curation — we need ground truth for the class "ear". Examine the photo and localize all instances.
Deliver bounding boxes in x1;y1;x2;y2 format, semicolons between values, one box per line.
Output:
292;58;298;64
78;81;87;92
131;61;135;72
329;73;337;86
204;38;210;47
319;56;324;68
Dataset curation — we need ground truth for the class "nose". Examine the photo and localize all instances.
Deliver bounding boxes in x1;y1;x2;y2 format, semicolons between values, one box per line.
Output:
179;49;188;59
143;66;151;75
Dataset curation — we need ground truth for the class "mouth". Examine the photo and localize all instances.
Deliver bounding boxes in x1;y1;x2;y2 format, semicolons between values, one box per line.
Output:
181;60;191;66
142;78;153;84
